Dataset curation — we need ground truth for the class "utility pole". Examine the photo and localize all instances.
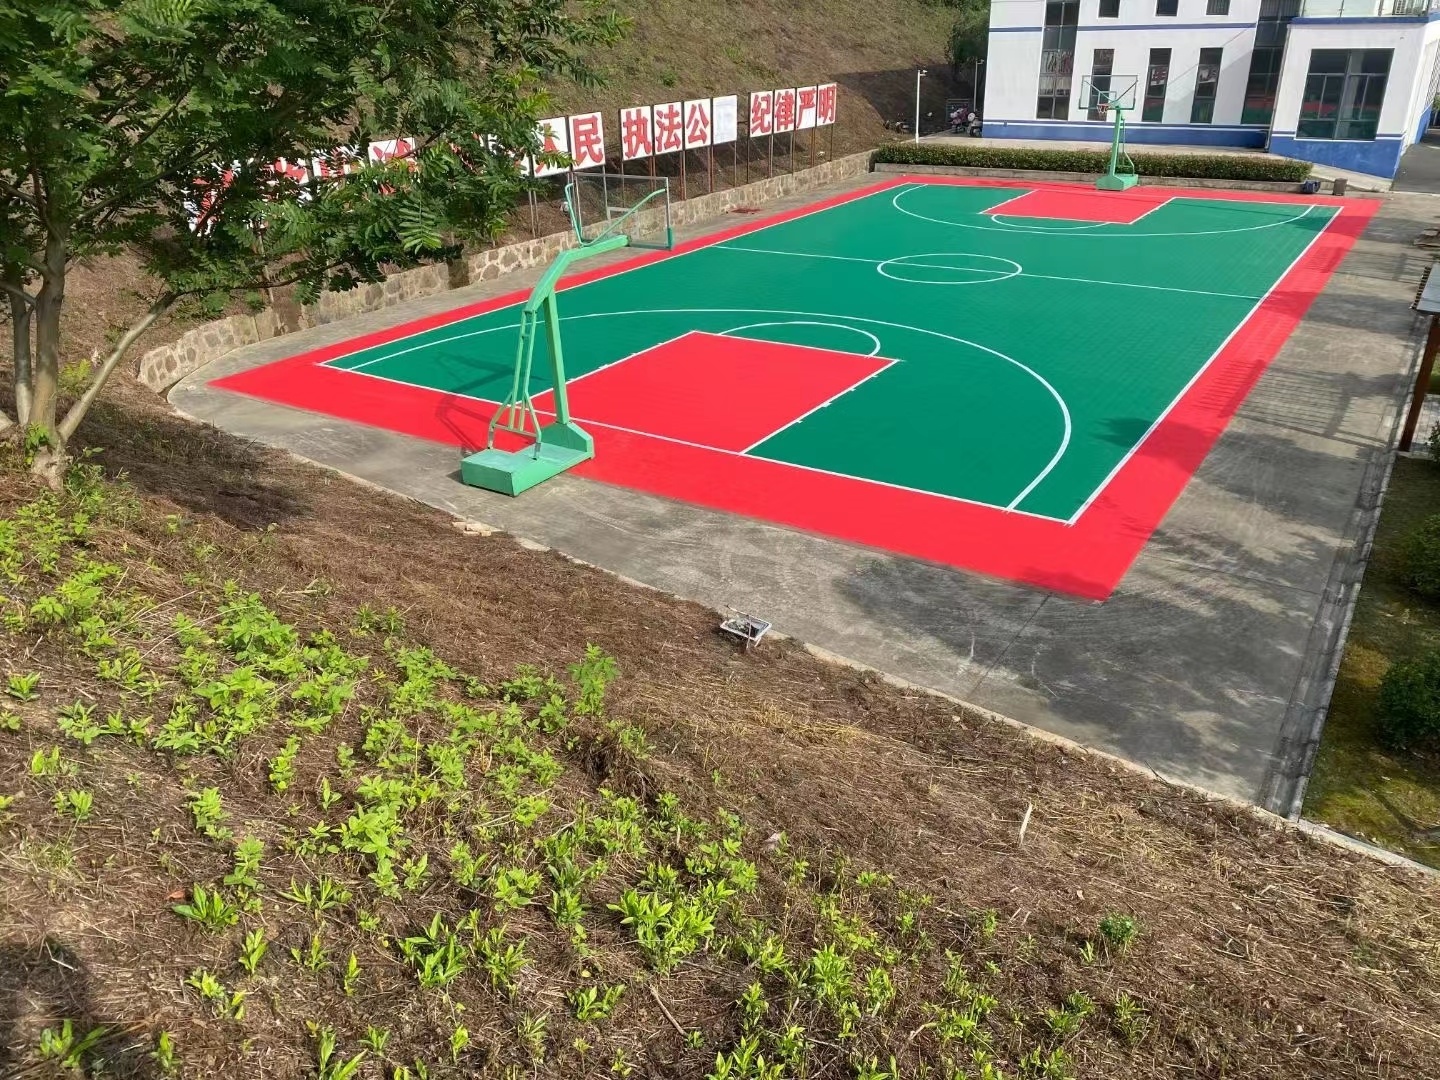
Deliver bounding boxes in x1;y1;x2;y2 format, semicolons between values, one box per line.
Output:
914;67;927;143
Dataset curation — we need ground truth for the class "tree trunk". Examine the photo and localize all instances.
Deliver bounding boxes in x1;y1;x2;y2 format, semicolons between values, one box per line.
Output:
5;266;32;432
29;234;67;486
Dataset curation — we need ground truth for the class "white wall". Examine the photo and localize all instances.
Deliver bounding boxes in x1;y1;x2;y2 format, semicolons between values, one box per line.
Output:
1073;27;1262;124
1271;21;1435;137
985;0;1266;126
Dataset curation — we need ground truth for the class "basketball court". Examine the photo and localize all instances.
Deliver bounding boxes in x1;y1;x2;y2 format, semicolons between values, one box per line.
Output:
211;176;1375;599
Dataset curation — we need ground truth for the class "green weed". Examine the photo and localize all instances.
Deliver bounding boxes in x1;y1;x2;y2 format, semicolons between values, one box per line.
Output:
172;884;240;931
56;702;102;745
225;836;265;896
291;930;329;973
477;925;529;998
516;1013;548;1061
187;969;246;1020
152;1030;179;1074
29;746;74;779
5;671;40;701
53;788;93;822
188;786;231;839
1098;914;1140;953
37;1020;109;1069
571;982;624;1022
310;1023;366;1080
1113;991;1149;1045
362;1027;390;1054
342;952;361;995
239;928;268;975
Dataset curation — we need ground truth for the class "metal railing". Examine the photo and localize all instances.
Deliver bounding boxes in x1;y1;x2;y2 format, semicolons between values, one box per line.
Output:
1300;0;1438;16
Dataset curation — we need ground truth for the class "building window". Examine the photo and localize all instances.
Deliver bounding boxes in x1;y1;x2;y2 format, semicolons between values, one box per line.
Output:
1206;0;1230;13
1156;0;1177;13
1191;48;1222;123
1099;0;1119;15
1036;0;1079;120
1242;0;1300;124
1297;49;1391;140
1143;48;1171;122
1088;49;1115;120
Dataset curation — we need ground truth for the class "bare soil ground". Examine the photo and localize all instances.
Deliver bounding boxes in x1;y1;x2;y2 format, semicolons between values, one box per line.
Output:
0;365;1437;1080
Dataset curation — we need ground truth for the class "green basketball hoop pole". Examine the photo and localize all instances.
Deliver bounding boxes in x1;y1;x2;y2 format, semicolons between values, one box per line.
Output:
459;233;628;496
1096;97;1138;191
459;173;672;496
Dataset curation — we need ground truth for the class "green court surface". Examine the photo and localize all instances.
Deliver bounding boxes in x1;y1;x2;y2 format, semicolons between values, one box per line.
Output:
316;182;1336;522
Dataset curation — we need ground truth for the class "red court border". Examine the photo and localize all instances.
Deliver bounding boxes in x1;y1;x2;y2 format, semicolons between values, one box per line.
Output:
210;176;1378;600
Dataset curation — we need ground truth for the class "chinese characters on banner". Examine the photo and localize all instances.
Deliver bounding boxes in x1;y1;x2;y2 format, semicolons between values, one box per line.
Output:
796;87;819;130
620;106;654;160
773;89;797;133
653;102;684;154
817;83;838;126
749;91;775;136
683;100;713;149
368;138;416;165
185;82;836;231
568;113;607;170
530;118;570;177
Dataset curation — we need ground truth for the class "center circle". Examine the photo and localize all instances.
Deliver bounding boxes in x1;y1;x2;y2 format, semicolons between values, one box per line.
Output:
877;252;1022;286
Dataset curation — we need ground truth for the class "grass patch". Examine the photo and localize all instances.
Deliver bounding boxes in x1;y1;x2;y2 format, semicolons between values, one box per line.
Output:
1305;455;1440;865
872;143;1314;181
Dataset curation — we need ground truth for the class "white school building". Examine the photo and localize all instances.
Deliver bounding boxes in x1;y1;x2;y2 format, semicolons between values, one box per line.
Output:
982;0;1440;178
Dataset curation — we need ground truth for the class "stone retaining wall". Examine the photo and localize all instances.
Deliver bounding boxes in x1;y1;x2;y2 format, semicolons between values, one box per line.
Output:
139;150;873;392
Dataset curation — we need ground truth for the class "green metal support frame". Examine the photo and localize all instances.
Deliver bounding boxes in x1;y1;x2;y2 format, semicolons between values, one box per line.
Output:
1096;99;1138;191
459;233;630;496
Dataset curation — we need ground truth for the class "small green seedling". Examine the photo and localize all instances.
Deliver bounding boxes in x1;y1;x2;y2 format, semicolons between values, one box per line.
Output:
5;672;40;701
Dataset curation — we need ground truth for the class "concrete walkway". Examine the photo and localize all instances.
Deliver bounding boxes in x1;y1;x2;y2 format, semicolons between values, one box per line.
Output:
1394;128;1440;194
170;180;1431;814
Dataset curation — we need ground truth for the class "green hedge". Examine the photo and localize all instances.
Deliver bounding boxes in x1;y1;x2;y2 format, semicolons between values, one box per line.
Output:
871;143;1313;182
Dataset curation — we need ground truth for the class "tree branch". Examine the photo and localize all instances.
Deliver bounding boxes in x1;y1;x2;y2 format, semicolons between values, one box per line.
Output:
58;295;174;443
0;177;39;209
0;279;36;308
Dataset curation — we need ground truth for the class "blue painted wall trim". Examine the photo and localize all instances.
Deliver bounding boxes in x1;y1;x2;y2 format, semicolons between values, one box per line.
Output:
1267;133;1405;176
1417;105;1434;143
990;21;1256;31
984;119;1268;147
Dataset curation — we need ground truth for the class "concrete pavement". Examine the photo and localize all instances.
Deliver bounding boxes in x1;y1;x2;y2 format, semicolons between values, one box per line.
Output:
169;178;1431;813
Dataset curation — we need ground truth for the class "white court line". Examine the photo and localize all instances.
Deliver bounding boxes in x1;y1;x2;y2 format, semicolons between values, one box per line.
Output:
741;358;901;454
991;214;1108;232
717;244;1001;275
1022;272;1260;302
720;320;885;356
333;360;1071;524
319;182;910;372
560;330;696;390
1062;209;1336;525
978;188;1039;216
891;186;1325;238
716;243;1260;300
1127;195;1177;225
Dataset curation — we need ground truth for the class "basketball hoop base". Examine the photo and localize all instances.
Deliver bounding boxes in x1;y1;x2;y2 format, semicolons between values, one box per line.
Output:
461;423;593;497
1096;172;1138;191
